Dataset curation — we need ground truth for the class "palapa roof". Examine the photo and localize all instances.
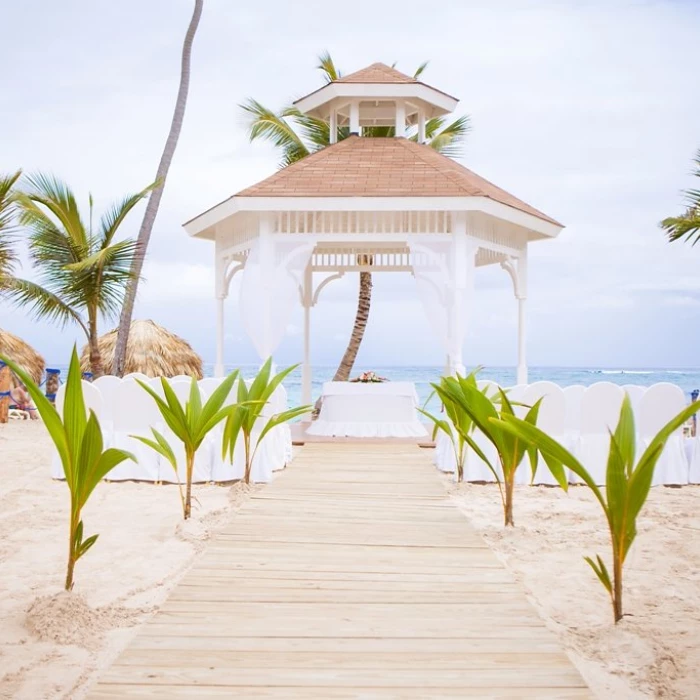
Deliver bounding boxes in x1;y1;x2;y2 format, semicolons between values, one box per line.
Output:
80;320;203;379
236;136;560;226
0;328;45;385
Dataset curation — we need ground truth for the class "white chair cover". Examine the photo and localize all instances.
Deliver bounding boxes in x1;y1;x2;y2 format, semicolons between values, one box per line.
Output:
92;375;121;437
638;383;688;486
622;384;645;415
525;383;567;485
466;380;502;482
690;437;700;484
578;382;624;485
109;379;162;481
123;372;150;382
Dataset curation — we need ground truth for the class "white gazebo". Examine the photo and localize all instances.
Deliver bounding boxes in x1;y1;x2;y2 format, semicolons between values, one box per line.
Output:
184;62;563;405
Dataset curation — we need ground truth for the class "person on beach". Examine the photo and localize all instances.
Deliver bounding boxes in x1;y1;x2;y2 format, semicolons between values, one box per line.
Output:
10;384;38;420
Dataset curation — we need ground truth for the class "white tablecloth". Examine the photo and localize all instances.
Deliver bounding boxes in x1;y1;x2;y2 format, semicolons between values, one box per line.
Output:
306;382;427;438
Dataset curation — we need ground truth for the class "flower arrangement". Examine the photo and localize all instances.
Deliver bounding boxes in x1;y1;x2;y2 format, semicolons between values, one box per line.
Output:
349;371;388;383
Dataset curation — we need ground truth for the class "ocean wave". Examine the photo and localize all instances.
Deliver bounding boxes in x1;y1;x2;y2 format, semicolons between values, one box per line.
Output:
591;370;653;375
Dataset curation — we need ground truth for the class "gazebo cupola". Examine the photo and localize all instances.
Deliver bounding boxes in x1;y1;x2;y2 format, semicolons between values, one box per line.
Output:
184;62;564;400
292;62;459;142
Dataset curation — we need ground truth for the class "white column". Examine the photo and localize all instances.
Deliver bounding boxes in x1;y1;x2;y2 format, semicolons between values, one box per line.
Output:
349;101;360;135
418;109;426;143
301;263;312;405
447;212;475;376
516;248;528;385
258;214;274;363
214;248;227;378
215;295;225;377
329;108;337;144
395;100;406;138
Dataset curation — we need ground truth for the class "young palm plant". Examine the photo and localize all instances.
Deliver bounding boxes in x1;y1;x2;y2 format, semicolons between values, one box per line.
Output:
497;395;700;622
222;359;311;485
419;372;482;483
0;347;133;590
6;174;154;377
434;375;559;526
133;371;239;519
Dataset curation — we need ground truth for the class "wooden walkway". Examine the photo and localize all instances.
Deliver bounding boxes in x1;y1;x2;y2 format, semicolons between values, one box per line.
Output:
89;443;591;699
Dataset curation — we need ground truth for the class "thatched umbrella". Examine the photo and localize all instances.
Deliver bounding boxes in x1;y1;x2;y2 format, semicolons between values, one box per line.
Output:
0;328;45;384
80;319;203;379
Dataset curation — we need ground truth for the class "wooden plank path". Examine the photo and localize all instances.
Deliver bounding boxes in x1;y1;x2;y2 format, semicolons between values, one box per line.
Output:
89;443;591;699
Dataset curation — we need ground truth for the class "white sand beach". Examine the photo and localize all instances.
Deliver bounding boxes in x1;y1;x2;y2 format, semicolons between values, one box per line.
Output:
2;420;699;699
449;478;700;700
0;421;257;700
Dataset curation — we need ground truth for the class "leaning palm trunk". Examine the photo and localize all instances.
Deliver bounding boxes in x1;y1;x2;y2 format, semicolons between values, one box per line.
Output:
113;0;203;376
333;271;372;381
314;271;372;415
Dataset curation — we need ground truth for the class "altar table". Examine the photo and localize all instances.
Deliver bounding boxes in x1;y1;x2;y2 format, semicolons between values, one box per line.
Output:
306;381;428;438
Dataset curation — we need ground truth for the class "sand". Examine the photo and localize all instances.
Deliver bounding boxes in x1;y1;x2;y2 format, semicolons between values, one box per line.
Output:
448;477;700;700
2;421;699;699
0;420;258;700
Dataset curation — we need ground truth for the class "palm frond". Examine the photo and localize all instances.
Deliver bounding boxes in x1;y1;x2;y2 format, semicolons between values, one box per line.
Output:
661;148;700;246
413;61;429;79
240;98;310;167
98;183;157;246
19;173;87;249
0;170;22;282
424;115;472;158
4;278;87;334
316;50;340;83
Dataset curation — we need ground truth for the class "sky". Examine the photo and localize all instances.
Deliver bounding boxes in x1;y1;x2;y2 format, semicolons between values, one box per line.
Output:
2;0;699;370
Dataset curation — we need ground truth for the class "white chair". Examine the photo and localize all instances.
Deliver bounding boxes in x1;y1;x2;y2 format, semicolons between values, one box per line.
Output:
639;383;688;486
109;379;162;481
563;385;585;483
170;374;194;382
93;375;122;437
578;382;625;485
622;384;646;415
690;436;700;484
506;384;530;484
525;383;567;486
198;377;224;399
123;372;150;382
51;381;105;478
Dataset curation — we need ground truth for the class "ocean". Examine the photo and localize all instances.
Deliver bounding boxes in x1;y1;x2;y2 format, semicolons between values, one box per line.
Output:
49;363;700;413
201;365;700;413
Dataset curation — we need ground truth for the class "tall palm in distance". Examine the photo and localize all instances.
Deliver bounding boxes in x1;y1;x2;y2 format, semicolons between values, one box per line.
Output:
660;148;700;246
6;174;154;377
113;0;204;376
242;53;470;383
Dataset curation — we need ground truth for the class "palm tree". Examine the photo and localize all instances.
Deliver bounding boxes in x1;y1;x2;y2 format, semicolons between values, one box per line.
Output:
6;174;153;377
660;148;700;246
0;171;22;290
242;52;470;382
112;0;204;376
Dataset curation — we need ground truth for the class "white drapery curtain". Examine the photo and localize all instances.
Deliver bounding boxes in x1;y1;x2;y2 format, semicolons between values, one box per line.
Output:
239;238;314;360
408;236;475;376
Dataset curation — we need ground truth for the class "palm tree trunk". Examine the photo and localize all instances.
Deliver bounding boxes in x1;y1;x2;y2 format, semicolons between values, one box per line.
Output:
112;0;204;376
314;271;372;415
333;271;373;381
87;310;104;378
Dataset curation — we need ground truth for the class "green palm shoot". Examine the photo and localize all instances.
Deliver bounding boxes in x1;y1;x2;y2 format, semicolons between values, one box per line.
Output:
0;347;133;590
432;373;557;526
419;372;483;483
222;359;311;484
133;371;239;519
496;395;700;622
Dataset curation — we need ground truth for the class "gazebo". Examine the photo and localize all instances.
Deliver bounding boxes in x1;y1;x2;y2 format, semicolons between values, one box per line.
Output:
184;63;563;405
